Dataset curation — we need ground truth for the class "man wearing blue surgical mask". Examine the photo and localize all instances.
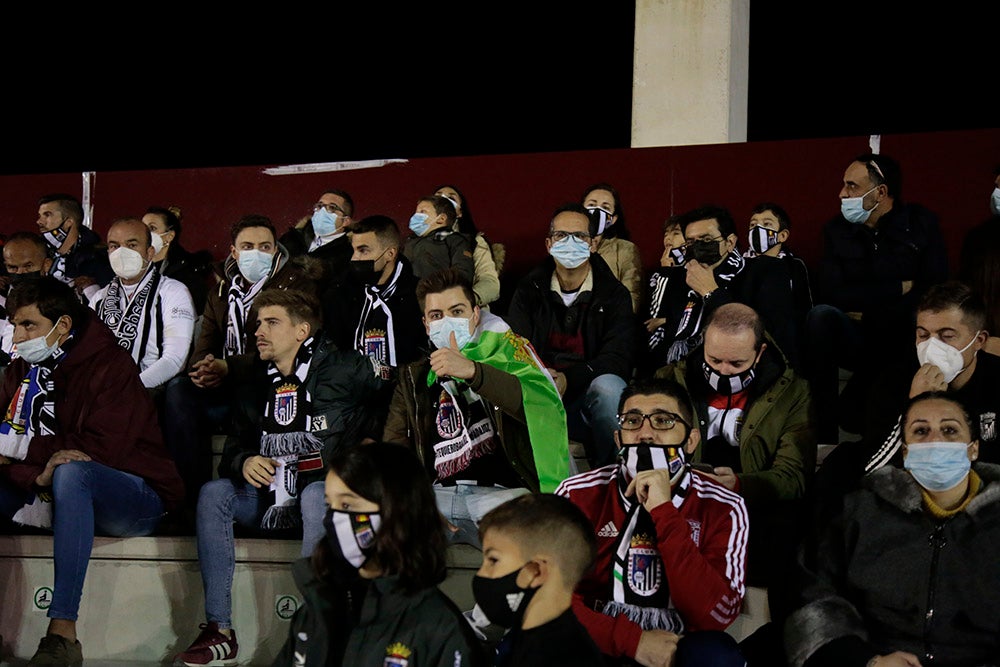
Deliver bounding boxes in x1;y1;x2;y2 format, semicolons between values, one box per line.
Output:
279;189;355;293
383;268;569;548
804;153;947;445
507;203;635;470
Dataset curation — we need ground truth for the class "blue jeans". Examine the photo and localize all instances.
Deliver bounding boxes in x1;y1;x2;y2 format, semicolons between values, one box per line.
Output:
196;478;325;628
566;373;627;468
0;461;165;621
433;483;529;548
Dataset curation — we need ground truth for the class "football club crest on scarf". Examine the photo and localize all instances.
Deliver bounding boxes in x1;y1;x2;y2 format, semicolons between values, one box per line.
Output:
353;513;377;549
273;383;299;426
363;328;387;362
627;533;663;597
383;642;412;667
435;390;462;438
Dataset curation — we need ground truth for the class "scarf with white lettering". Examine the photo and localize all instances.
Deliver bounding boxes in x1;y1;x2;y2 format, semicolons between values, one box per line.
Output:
97;265;161;359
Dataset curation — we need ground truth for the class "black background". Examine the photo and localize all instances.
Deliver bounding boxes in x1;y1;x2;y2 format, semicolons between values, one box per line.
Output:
2;6;995;176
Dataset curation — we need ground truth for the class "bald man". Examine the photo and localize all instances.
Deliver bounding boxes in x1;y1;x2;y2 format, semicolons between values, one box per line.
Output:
2;232;54;362
89;217;195;390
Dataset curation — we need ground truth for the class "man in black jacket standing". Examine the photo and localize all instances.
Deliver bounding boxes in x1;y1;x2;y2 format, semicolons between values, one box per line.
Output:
506;204;635;469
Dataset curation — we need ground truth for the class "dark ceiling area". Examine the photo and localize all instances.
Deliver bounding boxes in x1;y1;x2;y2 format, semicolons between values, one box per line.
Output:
1;6;994;176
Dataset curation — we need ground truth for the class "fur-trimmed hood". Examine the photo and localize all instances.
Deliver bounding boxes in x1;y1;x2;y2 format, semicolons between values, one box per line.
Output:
865;461;1000;517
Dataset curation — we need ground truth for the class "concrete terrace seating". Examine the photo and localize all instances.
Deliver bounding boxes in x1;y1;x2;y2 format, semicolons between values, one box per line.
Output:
0;532;770;665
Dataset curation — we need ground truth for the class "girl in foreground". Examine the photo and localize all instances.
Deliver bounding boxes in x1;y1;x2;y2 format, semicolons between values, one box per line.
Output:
273;442;485;666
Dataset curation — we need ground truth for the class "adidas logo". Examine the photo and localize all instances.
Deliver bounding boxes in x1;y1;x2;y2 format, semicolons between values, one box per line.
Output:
598;521;618;537
209;643;234;662
506;592;524;611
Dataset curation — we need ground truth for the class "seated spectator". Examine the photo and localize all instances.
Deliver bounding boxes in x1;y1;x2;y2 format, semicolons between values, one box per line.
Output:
582;183;644;313
35;193;113;301
958;163;1000;356
805;153;948;443
0;276;183;666
404;194;475;282
645;205;800;370
90;217;196;390
176;289;384;666
435;184;502;309
655;302;813;663
270;442;486;667
786;392;1000;667
659;215;686;268
142;206;213;315
322;214;424;377
655;302;812;569
863;281;996;474
556;377;748;667
279;189;355;292
506;203;635;469
383;269;570;547
744;202;813;362
1;232;53;363
473;493;604;667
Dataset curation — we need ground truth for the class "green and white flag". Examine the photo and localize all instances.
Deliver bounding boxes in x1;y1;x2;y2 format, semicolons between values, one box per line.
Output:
427;312;570;491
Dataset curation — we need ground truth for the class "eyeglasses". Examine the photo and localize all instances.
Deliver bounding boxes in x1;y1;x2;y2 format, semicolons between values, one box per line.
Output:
314;203;346;215
549;230;592;243
682;235;724;247
617;411;688;431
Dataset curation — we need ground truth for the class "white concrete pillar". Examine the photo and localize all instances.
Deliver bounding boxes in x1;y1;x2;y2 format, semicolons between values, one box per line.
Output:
632;0;749;147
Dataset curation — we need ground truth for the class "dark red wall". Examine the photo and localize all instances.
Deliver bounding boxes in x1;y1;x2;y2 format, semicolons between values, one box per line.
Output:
2;128;998;286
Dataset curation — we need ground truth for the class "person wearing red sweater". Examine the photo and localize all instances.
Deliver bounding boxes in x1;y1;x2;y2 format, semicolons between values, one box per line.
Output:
556;377;748;667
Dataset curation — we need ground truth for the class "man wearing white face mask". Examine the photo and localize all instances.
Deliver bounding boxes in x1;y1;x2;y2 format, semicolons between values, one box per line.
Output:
383;268;570;548
90;218;196;390
279;189;355;292
507;204;636;471
804;153;948;445
863;281;998;474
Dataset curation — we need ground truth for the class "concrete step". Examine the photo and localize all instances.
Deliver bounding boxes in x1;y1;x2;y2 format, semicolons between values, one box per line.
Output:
0;534;482;666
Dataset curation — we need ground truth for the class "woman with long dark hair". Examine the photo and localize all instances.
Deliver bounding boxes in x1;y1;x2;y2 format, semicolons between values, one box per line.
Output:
273;442;486;666
142;206;213;314
581;183;643;312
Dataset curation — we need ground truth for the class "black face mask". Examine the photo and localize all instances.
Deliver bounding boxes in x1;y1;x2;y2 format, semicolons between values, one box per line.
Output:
349;259;380;285
472;566;538;628
8;271;43;288
685;239;723;265
322;507;381;570
702;360;756;395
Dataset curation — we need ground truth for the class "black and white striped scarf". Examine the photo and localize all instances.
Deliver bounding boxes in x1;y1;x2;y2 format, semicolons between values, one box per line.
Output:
259;337;323;530
225;273;268;358
97;266;161;358
354;260;402;369
649;250;745;364
602;464;690;633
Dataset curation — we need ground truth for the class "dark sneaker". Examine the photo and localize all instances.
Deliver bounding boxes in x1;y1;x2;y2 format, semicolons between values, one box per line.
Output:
27;633;83;666
176;622;239;666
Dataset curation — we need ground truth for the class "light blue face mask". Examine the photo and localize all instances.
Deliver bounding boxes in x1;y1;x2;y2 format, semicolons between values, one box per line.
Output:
428;316;474;350
15;319;62;365
409;212;431;236
990;187;1000;217
549;235;591;269
312;208;340;237
904;441;972;492
840;186;879;224
237;249;273;283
